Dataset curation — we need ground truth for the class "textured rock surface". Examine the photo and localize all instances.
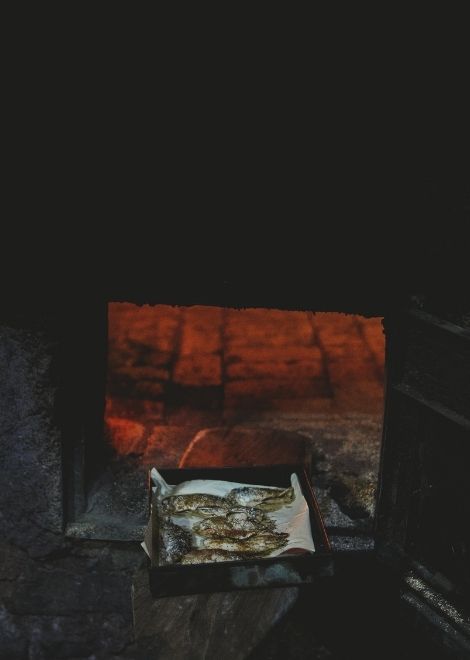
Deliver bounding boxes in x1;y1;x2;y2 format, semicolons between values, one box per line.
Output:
178;426;310;469
131;565;299;660
0;323;63;557
0;540;142;659
0;317;143;658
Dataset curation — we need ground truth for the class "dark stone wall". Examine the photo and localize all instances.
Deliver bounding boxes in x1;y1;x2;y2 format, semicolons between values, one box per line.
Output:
0;541;141;659
0;320;63;555
0;314;142;659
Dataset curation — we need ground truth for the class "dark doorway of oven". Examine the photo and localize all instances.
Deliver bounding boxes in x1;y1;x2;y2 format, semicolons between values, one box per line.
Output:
89;303;385;551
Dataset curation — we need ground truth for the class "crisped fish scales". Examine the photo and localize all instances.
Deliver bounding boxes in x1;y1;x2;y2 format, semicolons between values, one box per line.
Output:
203;532;288;555
193;515;258;540
227;486;294;511
194;509;275;540
180;549;244;565
228;507;274;527
159;518;192;564
161;493;228;517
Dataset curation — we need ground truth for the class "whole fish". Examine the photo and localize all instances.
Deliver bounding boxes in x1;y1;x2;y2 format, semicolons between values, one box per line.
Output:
159;517;192;564
227;486;294;511
203;532;288;555
228;507;274;527
193;515;257;540
161;493;228;517
194;508;275;540
180;549;245;565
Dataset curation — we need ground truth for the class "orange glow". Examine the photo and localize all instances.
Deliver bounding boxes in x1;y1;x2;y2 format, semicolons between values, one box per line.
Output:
106;304;385;460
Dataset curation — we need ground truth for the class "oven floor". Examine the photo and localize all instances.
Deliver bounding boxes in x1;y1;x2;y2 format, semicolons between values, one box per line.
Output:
76;305;385;545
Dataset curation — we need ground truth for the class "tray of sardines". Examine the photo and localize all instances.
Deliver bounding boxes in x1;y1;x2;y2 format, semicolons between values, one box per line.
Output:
144;465;332;597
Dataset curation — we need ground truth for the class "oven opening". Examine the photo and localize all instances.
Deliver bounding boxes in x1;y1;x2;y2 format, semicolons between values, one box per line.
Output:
88;303;385;548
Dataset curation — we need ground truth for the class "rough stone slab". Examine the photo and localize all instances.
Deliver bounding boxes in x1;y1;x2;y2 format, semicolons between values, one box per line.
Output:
143;425;203;468
132;565;299;660
173;354;222;386
0;540;142;658
73;456;149;540
178;426;309;468
0;323;63;556
106;417;146;454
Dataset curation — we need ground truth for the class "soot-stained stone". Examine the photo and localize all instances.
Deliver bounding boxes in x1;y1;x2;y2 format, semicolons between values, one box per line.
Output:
131;564;299;660
0;323;63;556
0;540;143;659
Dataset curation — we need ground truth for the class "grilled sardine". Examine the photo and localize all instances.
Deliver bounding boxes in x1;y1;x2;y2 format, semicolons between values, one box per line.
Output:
203;532;288;555
227;486;294;511
159;517;192;564
161;493;228;517
228;507;274;527
194;508;275;540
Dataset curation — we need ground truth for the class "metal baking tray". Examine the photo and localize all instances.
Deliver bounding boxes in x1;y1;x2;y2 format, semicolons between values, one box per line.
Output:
148;464;333;597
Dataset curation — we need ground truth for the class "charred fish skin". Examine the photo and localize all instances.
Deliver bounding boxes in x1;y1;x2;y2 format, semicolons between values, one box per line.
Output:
227;507;275;528
226;486;294;511
159;518;192;565
203;532;289;555
227;508;276;533
194;506;229;518
193;516;257;540
180;549;245;565
161;493;228;517
194;509;276;540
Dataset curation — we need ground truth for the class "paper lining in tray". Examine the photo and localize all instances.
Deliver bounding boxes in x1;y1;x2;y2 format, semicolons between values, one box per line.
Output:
142;468;315;562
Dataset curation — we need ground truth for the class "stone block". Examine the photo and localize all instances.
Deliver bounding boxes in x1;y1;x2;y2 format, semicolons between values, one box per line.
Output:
178;426;309;468
173;354;222;386
226;377;329;400
180;306;223;355
226;347;323;381
132;564;298;660
0;323;63;555
225;309;314;347
327;357;381;384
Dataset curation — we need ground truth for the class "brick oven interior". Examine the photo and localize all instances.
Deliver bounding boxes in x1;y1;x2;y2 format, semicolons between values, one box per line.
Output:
104;304;385;550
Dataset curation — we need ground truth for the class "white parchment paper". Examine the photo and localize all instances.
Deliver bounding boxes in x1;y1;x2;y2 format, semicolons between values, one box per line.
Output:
142;468;315;561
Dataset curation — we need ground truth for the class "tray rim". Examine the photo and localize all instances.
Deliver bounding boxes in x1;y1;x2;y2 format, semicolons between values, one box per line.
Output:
149;463;332;571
